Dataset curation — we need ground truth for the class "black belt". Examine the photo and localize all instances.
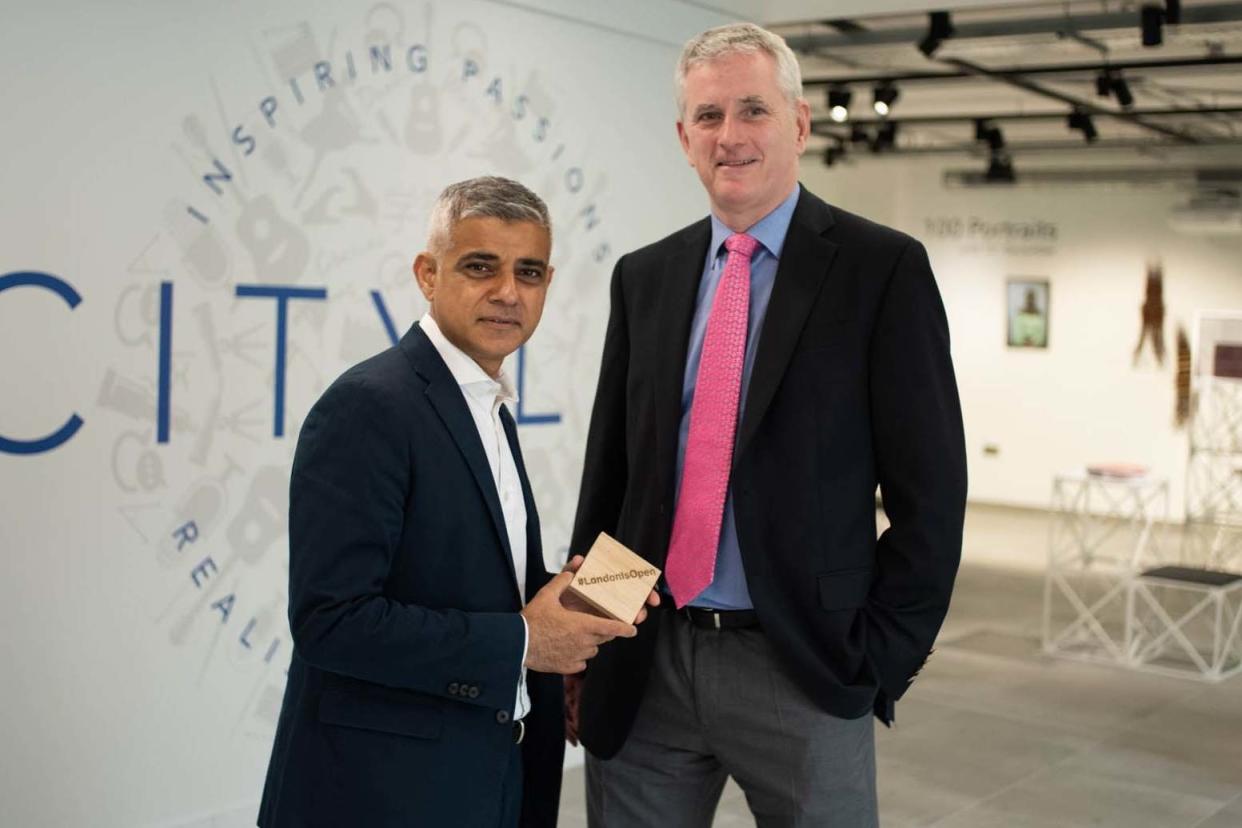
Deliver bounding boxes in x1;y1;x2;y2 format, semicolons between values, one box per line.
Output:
674;605;760;630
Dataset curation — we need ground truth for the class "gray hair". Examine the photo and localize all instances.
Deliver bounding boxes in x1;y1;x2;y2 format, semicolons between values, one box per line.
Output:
427;176;551;252
675;22;803;117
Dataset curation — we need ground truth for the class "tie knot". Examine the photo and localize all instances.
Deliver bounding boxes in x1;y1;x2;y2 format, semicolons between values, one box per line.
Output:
724;232;759;259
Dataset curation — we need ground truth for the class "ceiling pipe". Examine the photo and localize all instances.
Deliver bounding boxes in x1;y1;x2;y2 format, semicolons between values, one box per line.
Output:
782;3;1242;52
801;55;1242;87
809;105;1242;131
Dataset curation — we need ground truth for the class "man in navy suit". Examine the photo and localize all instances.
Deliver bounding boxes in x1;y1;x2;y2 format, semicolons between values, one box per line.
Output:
259;176;642;827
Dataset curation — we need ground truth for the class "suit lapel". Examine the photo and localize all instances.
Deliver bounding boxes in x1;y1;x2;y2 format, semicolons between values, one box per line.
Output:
400;324;519;597
735;190;839;459
499;405;545;602
654;219;712;497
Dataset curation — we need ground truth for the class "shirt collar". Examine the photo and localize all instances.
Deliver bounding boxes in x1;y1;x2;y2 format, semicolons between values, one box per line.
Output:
420;313;519;405
708;183;801;264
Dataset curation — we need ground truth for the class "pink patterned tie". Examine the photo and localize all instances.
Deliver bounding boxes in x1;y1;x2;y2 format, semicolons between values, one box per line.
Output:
665;232;758;608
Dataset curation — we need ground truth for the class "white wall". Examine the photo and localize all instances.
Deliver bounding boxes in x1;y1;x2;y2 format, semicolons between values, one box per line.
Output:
800;151;1242;538
0;1;730;825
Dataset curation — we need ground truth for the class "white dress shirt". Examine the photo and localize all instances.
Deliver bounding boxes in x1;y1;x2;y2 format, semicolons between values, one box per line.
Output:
421;313;531;720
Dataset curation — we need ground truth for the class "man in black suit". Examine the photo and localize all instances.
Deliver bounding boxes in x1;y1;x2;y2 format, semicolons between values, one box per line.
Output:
259;176;642;828
567;23;967;827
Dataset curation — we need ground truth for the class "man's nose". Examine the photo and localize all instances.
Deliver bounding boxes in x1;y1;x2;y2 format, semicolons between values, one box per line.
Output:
718;112;743;146
491;271;519;304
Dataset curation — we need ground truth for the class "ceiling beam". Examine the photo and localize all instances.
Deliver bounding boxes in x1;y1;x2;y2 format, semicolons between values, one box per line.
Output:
783;3;1242;52
936;56;1201;143
808;137;1242;157
810;105;1242;131
802;55;1242;87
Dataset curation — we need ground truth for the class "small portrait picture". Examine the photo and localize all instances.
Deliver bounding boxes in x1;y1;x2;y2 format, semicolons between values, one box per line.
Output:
1007;278;1049;348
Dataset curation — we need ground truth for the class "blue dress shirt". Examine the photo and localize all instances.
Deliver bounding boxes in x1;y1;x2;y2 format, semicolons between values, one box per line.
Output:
673;184;801;609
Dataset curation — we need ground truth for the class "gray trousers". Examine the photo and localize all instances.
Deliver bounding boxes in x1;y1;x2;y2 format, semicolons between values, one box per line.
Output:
586;609;877;828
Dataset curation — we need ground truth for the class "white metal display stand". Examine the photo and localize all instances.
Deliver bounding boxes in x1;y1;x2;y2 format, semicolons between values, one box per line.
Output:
1042;471;1169;665
1126;316;1242;681
1128;565;1242;681
1184;373;1242;572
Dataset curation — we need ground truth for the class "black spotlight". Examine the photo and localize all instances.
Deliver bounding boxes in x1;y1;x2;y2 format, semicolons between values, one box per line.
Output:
1096;70;1113;97
1166;0;1181;25
918;11;954;57
849;124;870;144
871;121;899;153
1096;70;1135;108
827;86;852;123
873;83;900;117
1112;74;1134;108
823;144;845;166
975;119;1005;150
1067;109;1098;142
1141;4;1163;47
986;152;1016;183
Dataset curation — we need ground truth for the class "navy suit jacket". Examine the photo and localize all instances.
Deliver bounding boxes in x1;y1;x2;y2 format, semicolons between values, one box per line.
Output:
570;187;967;758
259;323;563;827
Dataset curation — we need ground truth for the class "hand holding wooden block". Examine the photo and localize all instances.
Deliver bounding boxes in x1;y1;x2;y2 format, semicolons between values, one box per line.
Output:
566;532;662;623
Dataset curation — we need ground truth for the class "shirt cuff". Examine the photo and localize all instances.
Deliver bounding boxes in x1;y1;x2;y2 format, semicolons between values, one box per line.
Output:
515;614;529;720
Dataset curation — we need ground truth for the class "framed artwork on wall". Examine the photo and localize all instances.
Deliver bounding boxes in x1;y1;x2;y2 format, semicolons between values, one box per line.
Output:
1007;278;1050;348
1194;311;1242;377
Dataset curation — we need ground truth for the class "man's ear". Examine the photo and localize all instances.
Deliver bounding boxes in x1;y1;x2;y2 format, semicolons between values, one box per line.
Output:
793;97;811;153
676;120;693;165
413;252;437;301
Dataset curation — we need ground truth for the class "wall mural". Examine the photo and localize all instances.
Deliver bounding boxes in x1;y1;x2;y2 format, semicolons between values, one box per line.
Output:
0;4;701;822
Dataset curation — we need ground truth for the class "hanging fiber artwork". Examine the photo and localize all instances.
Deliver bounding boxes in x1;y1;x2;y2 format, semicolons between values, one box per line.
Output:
1133;261;1166;366
1175;325;1191;428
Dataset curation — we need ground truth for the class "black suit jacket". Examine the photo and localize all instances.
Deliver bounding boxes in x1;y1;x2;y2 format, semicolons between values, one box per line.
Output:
259;323;563;827
570;186;967;758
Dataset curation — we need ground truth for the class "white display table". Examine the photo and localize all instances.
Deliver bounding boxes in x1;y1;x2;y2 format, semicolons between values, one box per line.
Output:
1042;470;1169;664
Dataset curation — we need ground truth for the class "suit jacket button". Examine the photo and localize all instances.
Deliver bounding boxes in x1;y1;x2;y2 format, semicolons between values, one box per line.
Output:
496;710;511;724
468;686;480;699
448;682;459;695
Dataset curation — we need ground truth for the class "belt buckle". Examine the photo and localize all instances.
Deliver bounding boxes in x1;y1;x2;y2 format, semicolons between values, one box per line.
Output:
712;610;721;630
514;718;526;745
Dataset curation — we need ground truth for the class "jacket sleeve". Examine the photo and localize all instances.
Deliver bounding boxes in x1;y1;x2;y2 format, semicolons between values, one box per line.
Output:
866;238;967;711
287;376;525;713
569;255;631;556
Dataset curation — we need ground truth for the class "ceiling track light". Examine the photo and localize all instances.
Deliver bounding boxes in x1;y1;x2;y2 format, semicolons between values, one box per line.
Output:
873;83;899;117
1096;69;1114;97
1112;74;1134;108
975;119;1005;151
918;11;954;58
1067;109;1099;142
827;86;852;123
1166;0;1181;25
986;152;1015;184
1141;4;1164;47
1096;69;1135;109
871;122;899;153
823;143;846;167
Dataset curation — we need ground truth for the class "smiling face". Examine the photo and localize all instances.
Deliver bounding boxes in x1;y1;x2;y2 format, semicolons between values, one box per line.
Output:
413;216;554;377
676;50;810;231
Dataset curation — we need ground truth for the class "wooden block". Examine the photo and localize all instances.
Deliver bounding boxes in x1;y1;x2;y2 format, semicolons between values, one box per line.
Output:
566;532;661;623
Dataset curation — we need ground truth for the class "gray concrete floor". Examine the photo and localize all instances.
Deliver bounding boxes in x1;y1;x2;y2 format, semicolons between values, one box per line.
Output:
558;504;1242;827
